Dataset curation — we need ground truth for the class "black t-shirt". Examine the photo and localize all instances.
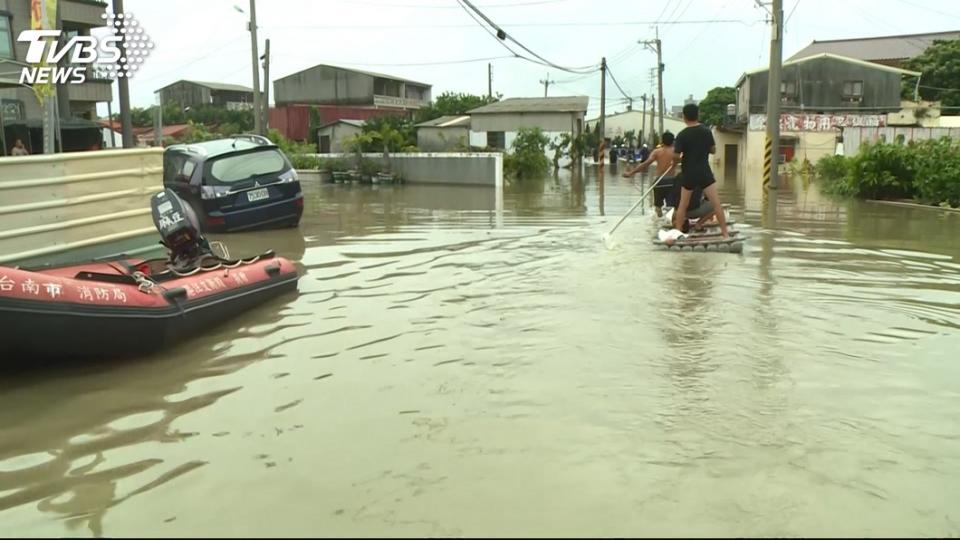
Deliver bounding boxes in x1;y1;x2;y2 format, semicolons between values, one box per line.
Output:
674;124;715;181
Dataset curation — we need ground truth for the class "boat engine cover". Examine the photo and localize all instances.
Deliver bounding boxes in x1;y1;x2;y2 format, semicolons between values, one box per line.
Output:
151;189;206;262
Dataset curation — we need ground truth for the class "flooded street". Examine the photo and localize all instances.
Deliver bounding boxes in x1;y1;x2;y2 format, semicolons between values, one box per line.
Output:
2;167;959;537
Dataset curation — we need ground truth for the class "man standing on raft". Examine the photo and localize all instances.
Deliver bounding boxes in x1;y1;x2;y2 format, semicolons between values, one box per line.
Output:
672;103;728;239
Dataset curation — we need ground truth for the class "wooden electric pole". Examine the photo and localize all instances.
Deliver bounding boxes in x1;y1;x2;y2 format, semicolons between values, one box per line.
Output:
115;0;133;148
247;0;263;135
600;57;606;144
763;0;784;191
488;63;492;99
261;38;270;133
539;72;556;98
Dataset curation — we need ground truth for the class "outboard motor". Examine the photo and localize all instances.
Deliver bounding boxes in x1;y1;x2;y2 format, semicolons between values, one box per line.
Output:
150;189;213;270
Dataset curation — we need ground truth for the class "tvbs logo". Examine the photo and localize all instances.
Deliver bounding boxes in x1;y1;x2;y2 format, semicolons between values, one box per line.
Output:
17;30;121;84
16;12;154;85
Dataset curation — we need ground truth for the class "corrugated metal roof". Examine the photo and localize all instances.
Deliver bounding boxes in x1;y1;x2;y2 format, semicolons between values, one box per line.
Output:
414;115;470;128
157;80;254;93
276;64;431;88
787;31;960;63
736;53;921;87
317;119;366;129
468;96;589;114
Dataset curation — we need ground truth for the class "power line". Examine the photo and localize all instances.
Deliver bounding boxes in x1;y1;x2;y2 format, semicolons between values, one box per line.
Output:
136;36;247;85
605;65;632;101
274;54;515;67
456;0;599;74
785;0;800;24
653;0;675;24
340;0;569;7
672;0;735;59
891;0;960;19
263;19;753;30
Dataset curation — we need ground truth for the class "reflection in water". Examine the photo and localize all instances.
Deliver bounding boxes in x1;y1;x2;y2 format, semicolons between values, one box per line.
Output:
1;167;959;537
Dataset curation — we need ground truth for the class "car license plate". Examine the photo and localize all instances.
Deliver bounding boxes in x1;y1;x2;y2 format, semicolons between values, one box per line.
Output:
247;188;269;202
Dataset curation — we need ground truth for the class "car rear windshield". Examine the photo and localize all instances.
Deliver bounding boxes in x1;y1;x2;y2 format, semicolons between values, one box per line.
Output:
206;148;288;185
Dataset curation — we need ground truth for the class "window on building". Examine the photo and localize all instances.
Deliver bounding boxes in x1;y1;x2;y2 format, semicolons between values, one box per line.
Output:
843;80;864;100
374;78;402;97
780;81;798;105
0;15;14;59
1;99;25;123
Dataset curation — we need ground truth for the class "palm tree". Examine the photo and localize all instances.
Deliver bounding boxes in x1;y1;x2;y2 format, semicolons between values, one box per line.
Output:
369;123;406;173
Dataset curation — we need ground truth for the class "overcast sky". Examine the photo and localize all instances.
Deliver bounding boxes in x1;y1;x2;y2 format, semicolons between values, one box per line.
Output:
102;0;960;118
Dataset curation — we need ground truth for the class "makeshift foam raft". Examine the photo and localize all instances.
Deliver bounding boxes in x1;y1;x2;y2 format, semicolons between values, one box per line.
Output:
654;229;744;253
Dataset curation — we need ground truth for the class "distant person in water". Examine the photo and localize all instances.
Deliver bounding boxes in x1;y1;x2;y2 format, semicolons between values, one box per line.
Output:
672;103;728;238
623;132;676;217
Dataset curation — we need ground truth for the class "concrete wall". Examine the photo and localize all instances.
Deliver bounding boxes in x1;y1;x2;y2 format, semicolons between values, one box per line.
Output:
0;148;164;265
712;129;741;172
417;126;470;152
844;126;960;155
312;152;502;188
792;131;837;163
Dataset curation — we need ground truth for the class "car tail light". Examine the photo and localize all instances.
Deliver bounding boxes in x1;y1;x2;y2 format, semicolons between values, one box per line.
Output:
201;185;232;200
206;215;226;227
278;169;299;183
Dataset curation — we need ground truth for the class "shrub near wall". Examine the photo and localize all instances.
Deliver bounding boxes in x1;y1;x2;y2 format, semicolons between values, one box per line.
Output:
816;137;960;207
912;138;960;208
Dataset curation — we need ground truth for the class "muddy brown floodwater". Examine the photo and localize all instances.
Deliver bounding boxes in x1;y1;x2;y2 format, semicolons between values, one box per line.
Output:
1;166;959;537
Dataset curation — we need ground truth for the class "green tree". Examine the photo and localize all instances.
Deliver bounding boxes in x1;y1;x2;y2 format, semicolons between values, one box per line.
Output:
361;115;416;150
549;133;572;170
698;86;737;126
904;38;960;113
504;128;550;179
369;123;408;171
414;92;501;124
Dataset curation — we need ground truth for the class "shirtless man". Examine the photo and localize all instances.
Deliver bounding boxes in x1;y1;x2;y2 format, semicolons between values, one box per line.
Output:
672;104;728;239
623;131;676;217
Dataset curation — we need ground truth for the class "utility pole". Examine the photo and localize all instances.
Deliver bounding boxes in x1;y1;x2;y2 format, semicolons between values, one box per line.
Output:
153;91;162;147
539;72;556;98
488;63;492;99
763;0;783;191
640;94;647;144
247;0;263;136
261;38;270;133
649;94;655;144
656;26;664;137
640;30;664;138
54;2;70;120
115;0;133;148
600;57;606;154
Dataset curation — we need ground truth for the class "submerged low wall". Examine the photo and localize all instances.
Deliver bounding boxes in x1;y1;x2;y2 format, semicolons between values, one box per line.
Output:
0;148;164;265
309;152;503;188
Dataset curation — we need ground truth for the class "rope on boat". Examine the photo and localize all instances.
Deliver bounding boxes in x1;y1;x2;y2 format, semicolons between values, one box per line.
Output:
167;255;262;277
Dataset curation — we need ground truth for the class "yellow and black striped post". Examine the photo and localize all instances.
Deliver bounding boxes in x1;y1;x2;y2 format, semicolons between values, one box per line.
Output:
762;136;773;195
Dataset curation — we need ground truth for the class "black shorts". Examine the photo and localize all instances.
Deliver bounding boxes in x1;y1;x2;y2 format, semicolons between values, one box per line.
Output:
653;177;675;207
680;172;716;191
